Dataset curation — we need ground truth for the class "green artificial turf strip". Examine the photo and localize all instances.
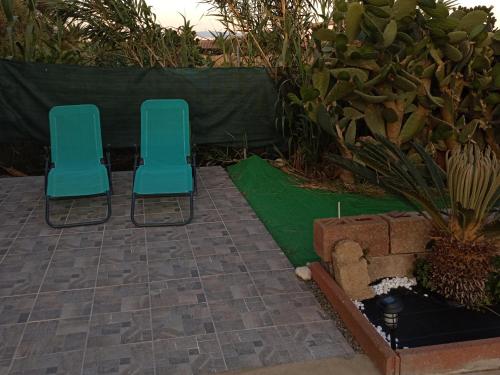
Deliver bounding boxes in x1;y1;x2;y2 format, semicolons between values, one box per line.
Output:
227;156;414;267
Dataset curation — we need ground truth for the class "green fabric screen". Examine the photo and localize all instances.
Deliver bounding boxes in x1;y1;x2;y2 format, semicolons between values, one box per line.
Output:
0;59;280;147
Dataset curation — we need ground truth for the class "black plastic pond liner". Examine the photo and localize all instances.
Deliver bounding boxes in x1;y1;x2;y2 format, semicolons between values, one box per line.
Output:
362;288;500;348
0;59;280;148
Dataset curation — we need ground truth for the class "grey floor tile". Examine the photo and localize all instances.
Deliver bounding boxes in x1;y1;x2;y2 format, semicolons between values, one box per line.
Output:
114;203;144;217
93;284;150;314
201;273;258;302
0;239;13;259
62;221;105;235
154;334;226;375
189;236;237;257
0;324;25;360
0;212;30;228
187;222;229;240
219;206;258;222
0;254;50;297
0;225;20;240
278;321;354;358
231;233;280;252
151;303;214;339
57;232;103;251
9;350;84;375
17;218;62;238
202;176;234;190
105;214;143;230
195;254;247;276
41;248;100;292
83;342;154;375
6;192;42;203
0;170;355;372
209;297;273;332
251;270;309;296
87;310;152;348
150;278;205;308
148;258;198;282
224;220;268;237
0;295;35;325
142;199;181;213
30;289;94;321
0;359;10;375
185;209;221;224
103;229;146;248
241;251;292;272
143;212;185;225
219;321;350;371
218;326;310;370
8;236;58;256
1;202;36;220
71;197;108;209
181;196;215;211
145;227;188;243
97;262;149;287
16;317;88;357
262;293;328;325
100;245;147;264
147;240;193;261
210;197;249;210
65;207;109;227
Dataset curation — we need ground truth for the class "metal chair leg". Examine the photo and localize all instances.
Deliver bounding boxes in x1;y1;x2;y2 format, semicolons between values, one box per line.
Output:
45;191;112;228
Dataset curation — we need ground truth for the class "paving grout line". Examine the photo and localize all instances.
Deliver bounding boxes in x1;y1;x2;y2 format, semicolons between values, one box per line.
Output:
187;171;229;373
142;198;159;375
204;171;272;318
79;221;105;375
6;197;74;372
0;196;41;265
0;194;41;372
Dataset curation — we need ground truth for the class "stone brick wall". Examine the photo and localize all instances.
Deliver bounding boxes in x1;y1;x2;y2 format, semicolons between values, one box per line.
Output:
314;212;432;284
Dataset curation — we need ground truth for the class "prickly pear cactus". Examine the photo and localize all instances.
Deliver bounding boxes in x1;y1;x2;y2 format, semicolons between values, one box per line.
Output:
290;0;499;158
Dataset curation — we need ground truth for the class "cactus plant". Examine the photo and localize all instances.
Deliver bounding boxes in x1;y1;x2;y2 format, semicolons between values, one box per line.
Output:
290;0;499;172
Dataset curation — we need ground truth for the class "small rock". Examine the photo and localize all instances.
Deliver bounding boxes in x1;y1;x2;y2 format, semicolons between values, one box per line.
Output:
295;266;311;281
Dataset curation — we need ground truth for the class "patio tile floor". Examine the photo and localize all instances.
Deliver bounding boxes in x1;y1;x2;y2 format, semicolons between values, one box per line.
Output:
0;167;353;374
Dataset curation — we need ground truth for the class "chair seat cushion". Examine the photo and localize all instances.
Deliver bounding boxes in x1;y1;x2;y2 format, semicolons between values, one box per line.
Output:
47;165;110;198
133;164;193;195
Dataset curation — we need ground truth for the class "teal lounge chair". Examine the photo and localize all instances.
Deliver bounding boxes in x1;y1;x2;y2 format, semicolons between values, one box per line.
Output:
131;99;195;226
45;104;112;228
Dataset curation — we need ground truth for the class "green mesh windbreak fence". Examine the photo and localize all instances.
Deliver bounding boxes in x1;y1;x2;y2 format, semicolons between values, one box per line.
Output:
228;156;414;267
0;59;280;147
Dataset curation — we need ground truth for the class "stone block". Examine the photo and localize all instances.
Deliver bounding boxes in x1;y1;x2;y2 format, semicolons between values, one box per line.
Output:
381;211;432;254
331;240;364;266
333;259;374;301
367;253;419;282
314;215;389;262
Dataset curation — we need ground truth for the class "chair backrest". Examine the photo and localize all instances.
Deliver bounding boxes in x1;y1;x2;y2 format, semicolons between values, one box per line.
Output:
140;99;191;166
49;104;104;168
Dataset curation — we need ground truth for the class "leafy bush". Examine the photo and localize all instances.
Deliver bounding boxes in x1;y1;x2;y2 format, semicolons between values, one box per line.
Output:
329;138;499;308
414;257;432;290
487;255;500;304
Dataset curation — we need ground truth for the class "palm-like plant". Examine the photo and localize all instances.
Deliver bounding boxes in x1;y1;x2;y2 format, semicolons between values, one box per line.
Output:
329;137;499;307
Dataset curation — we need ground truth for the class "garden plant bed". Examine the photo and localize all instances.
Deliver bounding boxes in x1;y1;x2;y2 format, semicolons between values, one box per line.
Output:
311;262;500;375
362;287;500;349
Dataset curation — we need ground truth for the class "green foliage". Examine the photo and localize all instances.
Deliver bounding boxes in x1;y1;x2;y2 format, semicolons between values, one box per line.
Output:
414;257;432;290
329;137;499;307
329;137;499;240
0;0;208;67
486;255;500;304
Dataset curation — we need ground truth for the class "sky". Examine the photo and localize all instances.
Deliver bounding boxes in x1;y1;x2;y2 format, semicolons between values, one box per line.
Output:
147;0;500;32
